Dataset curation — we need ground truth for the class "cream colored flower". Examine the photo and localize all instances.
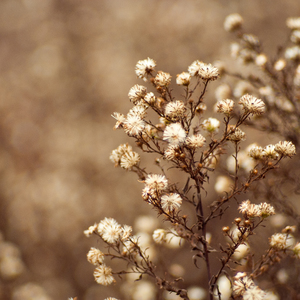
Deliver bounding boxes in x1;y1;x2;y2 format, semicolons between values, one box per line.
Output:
120;151;140;170
87;248;105;265
97;218;122;244
84;223;98;237
274;141;296;157
227;127;246;142
224;13;243;32
216;99;234;114
202;118;220;133
286;17;300;30
93;264;115;285
161;193;182;212
233;273;255;296
261;144;279;160
145;174;168;191
238;94;265;115
165;100;186;121
185;134;206;149
135;58;156;81
163;123;186;145
123;114;145;137
176;72;191;85
270;233;288;250
128;84;147;104
154;71;171;86
164;144;179;160
112;112;126;129
152;229;167;244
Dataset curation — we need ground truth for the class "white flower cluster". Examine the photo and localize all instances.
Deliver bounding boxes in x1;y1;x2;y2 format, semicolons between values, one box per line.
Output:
110;144;140;169
238;200;275;218
248;141;296;160
232;272;266;299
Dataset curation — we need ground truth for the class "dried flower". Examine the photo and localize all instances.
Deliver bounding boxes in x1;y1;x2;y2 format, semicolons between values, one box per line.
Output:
164;144;179;160
286;17;300;30
238;94;265;115
128;84;147;104
248;145;264;160
165;100;186;121
255;53;268;67
176;72;191;85
261;144;279;160
87;248;105;265
93;264;115;285
258;203;275;218
216;99;234;114
120;151;140;169
123;114;145;137
270;233;288;250
122;236;139;255
224;13;244;32
198;63;219;81
233;273;255;296
97;218;122;244
112;112;126;130
161;193;182;212
285;46;300;60
121;225;133;241
145;174;168;192
291;30;300;44
144;92;156;105
84;223;98;237
152;229;167;244
243;286;266;300
185;134;206;149
202;118;220;133
274;141;296;157
163;123;186;145
238;200;260;218
154;71;172;86
135;58;156;81
227;127;246;142
274;58;286;71
188;60;205;76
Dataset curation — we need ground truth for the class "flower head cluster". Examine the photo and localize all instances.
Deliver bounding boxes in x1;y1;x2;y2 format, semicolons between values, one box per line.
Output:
128;84;147;105
274;141;296;157
227;127;246;143
202;118;220;133
188;60;219;80
239;200;275;218
286;17;300;30
152;229;167;244
224;13;244;32
165;100;186;121
163;123;186;145
97;218;123;244
135;58;156;81
232;272;255;296
154;71;172;87
144;174;168;196
185;134;206;149
176;72;191;85
110;144;140;169
269;233;289;250
216;99;234;114
87;247;105;265
238;94;265;115
161;193;182;213
93;264;115;286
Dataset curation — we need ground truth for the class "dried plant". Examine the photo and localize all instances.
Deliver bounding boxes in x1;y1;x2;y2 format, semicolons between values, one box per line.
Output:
82;14;300;300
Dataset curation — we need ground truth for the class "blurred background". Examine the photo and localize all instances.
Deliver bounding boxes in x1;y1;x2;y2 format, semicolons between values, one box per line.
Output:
0;0;299;299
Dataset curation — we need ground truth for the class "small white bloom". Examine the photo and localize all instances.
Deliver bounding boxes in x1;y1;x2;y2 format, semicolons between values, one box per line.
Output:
185;134;206;149
176;72;191;85
93;264;115;286
135;57;156;81
202;118;220;133
161;193;182;212
163;123;186;145
224;13;243;32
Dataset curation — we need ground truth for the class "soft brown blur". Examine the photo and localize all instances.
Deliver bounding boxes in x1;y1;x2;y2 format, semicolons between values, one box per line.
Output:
0;0;299;299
